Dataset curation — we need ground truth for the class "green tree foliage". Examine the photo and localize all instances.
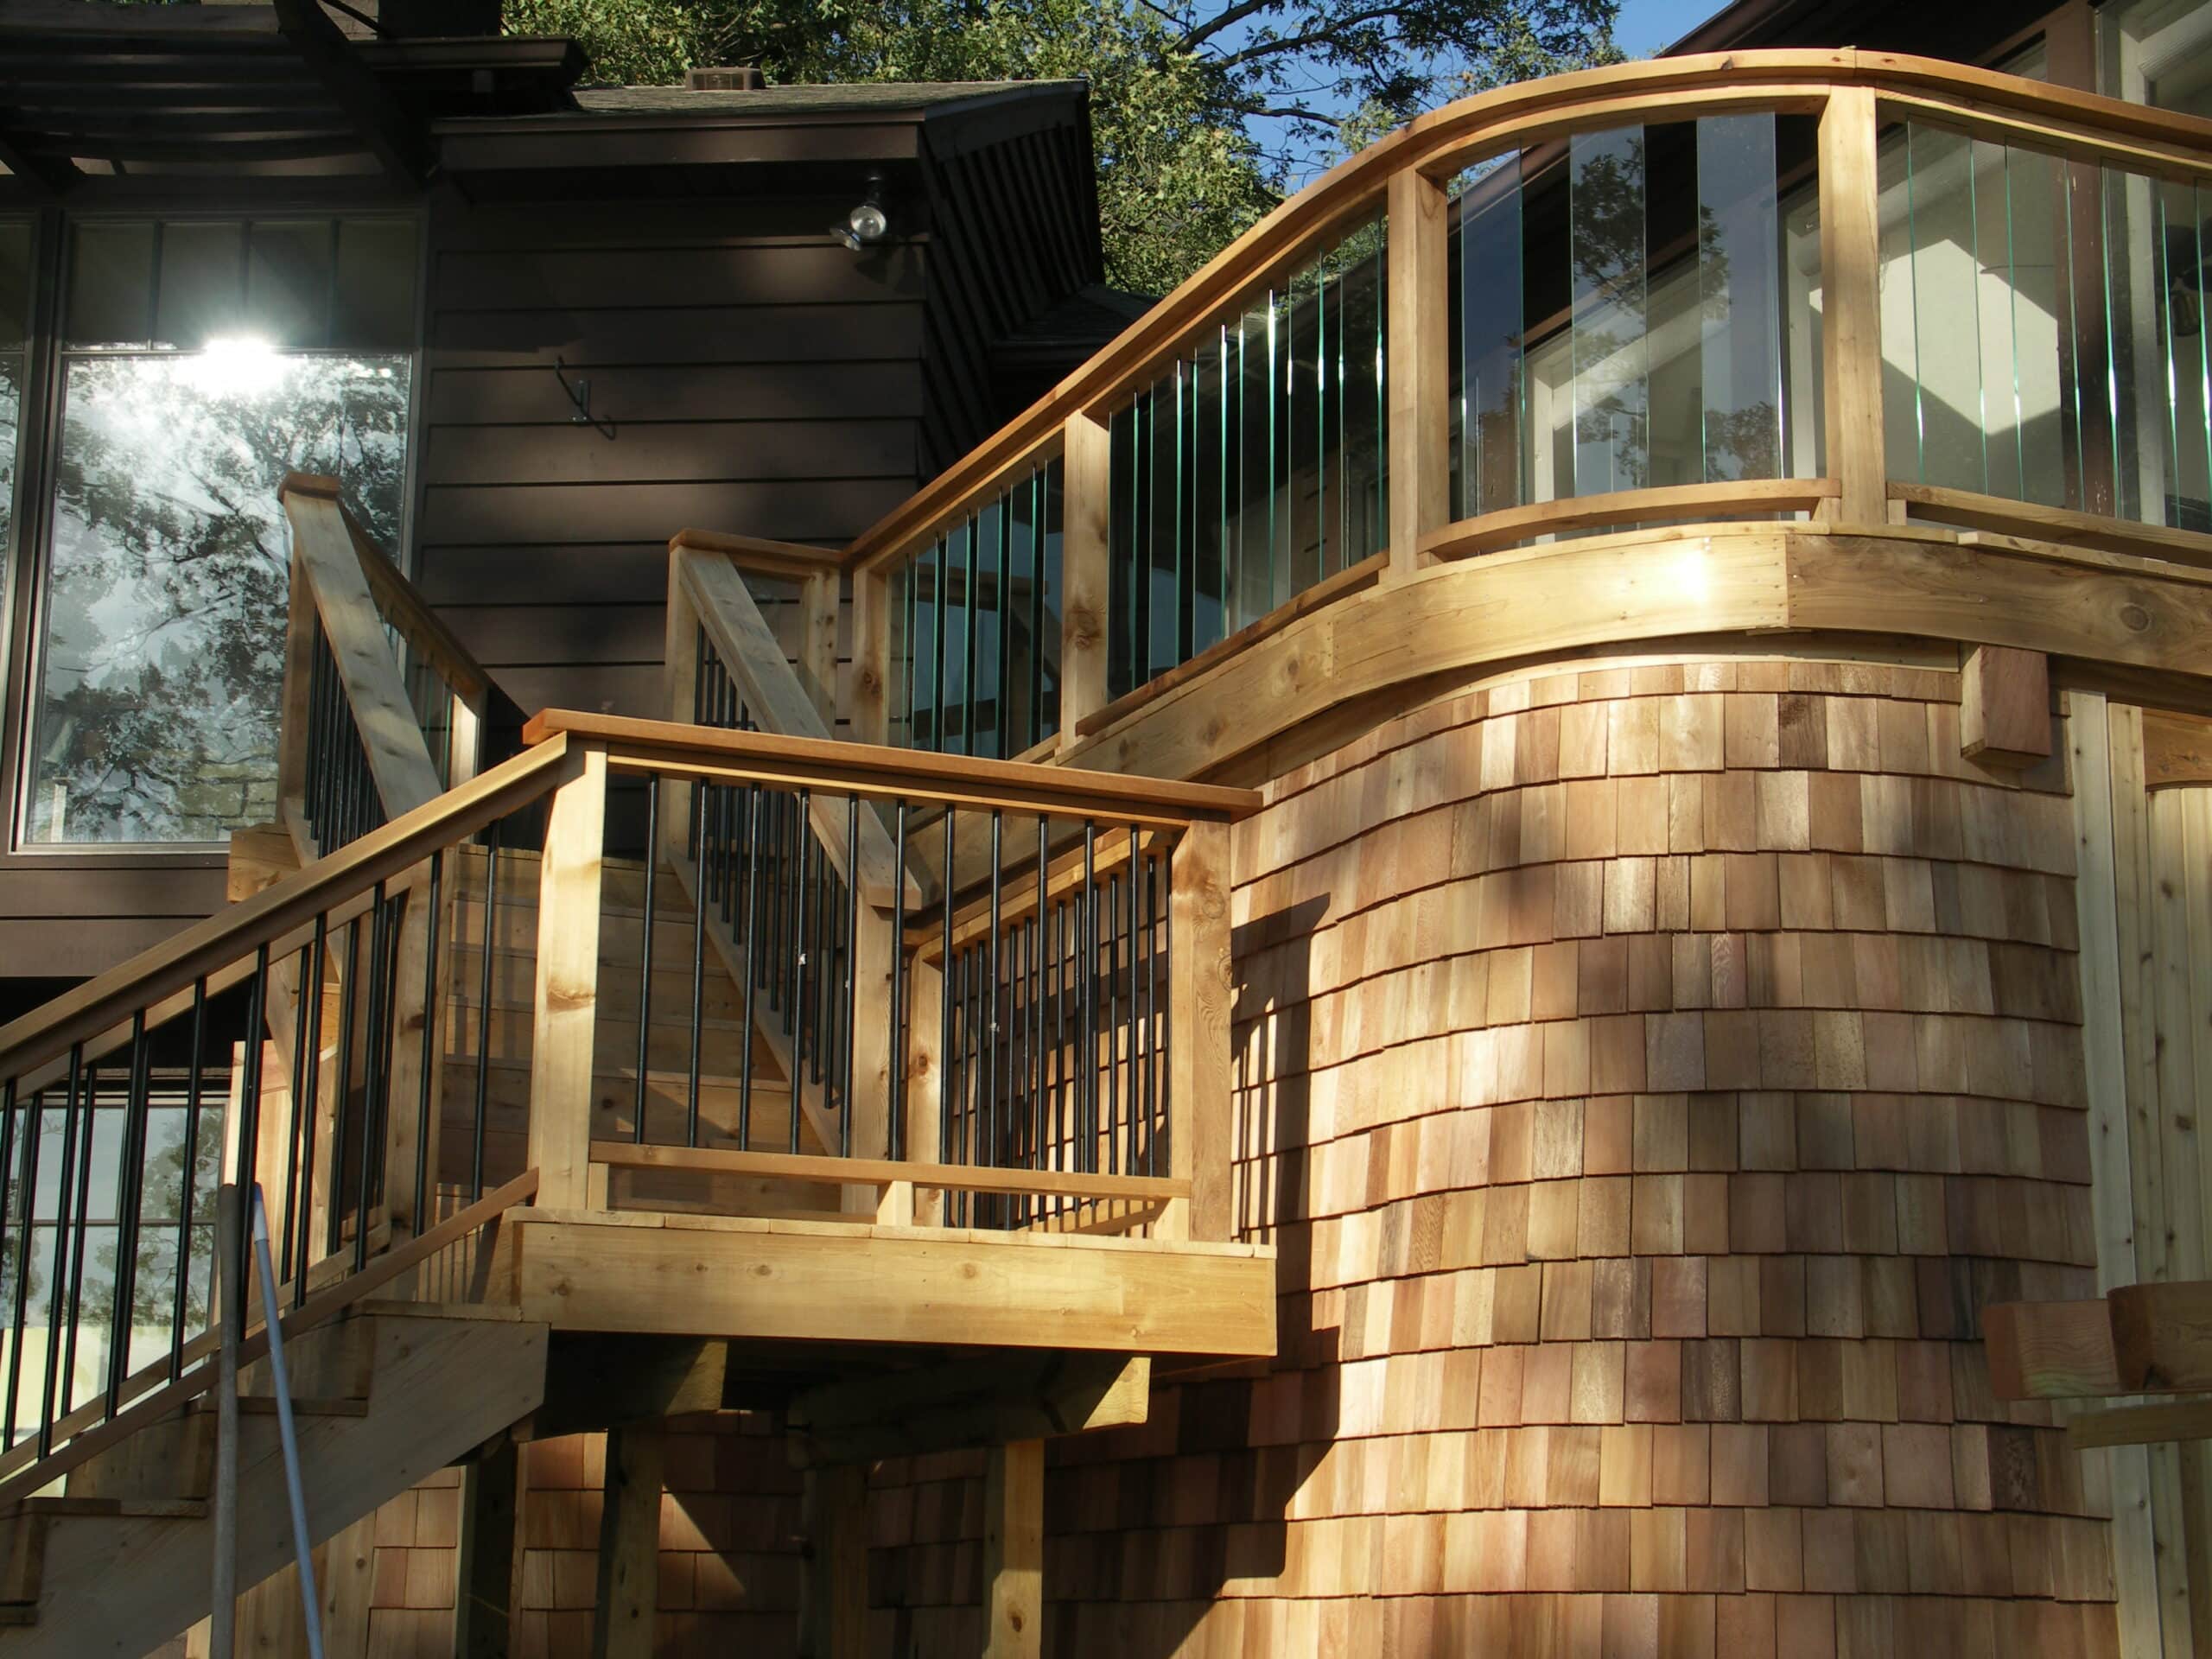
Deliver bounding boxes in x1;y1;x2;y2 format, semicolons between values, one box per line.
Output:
504;0;1620;291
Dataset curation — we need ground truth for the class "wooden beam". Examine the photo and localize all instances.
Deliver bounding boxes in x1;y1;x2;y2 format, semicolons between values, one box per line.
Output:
2070;1399;2212;1450
1058;412;1111;735
1960;645;2051;766
1985;1299;2122;1399
1818;86;1886;524
1385;167;1449;580
505;1214;1276;1357
2114;1283;2212;1392
586;1139;1188;1204
789;1352;1148;1468
797;1464;867;1659
526;746;607;1211
982;1440;1043;1659
590;1423;663;1659
454;1440;519;1659
524;1337;728;1440
2144;708;2212;788
268;0;425;186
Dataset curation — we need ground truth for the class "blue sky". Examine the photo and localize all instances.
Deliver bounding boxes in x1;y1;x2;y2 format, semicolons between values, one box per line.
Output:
1616;0;1733;55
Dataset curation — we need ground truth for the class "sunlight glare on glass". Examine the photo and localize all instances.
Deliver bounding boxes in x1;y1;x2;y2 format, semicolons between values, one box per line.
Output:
182;334;286;397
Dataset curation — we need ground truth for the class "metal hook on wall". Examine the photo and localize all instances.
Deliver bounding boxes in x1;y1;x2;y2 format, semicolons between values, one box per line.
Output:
555;357;617;441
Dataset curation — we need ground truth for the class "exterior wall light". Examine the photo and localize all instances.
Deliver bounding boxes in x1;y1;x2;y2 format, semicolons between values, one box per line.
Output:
834;170;891;251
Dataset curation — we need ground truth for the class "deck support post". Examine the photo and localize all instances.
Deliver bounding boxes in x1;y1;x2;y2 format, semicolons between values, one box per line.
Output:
1059;412;1112;740
1164;819;1234;1242
982;1440;1044;1659
590;1423;664;1659
454;1440;520;1658
798;1463;868;1659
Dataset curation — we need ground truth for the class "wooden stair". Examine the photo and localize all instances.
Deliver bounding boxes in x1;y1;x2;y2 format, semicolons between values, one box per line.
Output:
0;1306;547;1657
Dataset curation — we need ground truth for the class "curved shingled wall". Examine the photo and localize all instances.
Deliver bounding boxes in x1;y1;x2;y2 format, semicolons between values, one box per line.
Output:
866;650;2114;1657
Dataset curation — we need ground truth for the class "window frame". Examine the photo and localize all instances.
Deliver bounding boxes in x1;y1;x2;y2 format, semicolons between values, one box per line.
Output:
3;202;428;861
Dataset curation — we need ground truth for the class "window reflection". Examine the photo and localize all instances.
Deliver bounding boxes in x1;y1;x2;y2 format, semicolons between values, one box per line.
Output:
0;221;29;607
27;214;416;848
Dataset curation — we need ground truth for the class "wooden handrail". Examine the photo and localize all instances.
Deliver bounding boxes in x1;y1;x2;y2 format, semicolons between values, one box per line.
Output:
839;49;2212;575
589;1141;1188;1204
522;709;1262;827
0;737;574;1088
0;1170;538;1509
1421;479;1840;560
1890;482;2212;571
671;527;844;584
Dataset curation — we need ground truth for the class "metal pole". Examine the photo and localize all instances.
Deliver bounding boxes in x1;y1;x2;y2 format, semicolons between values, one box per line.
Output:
250;1185;327;1659
211;1185;242;1658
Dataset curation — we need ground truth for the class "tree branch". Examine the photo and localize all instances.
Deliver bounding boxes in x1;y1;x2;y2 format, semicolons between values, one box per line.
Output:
1177;0;1287;53
1211;9;1408;70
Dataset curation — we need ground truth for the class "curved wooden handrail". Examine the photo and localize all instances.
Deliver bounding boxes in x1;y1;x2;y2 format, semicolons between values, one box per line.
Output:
842;48;2212;574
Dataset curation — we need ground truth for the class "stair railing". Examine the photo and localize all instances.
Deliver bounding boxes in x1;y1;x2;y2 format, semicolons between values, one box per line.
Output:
0;739;567;1497
516;709;1257;1242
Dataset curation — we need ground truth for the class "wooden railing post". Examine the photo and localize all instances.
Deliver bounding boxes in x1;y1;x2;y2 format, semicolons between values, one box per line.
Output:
1163;818;1233;1242
527;743;608;1211
799;569;841;728
904;952;945;1228
851;566;891;747
1386;167;1450;580
1059;412;1112;738
1818;86;1887;525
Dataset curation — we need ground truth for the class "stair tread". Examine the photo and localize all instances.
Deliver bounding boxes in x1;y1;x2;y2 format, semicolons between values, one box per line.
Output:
3;1496;208;1521
182;1395;369;1419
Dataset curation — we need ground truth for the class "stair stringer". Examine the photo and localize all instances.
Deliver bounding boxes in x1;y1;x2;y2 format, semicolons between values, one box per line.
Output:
4;1311;548;1659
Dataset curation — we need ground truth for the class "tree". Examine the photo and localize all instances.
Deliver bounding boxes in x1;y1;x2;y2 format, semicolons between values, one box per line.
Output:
504;0;1619;290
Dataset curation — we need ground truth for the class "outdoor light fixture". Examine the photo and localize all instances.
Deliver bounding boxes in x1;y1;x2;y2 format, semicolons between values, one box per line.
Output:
833;170;891;251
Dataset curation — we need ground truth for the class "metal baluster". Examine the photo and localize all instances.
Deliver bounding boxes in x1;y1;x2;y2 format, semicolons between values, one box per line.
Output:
296;915;328;1302
355;887;392;1271
791;791;811;1154
60;1064;99;1417
939;808;956;1173
842;796;860;1154
888;801;907;1157
36;1048;84;1454
473;823;499;1202
106;1014;154;1412
987;812;1003;1217
281;939;313;1292
1081;823;1096;1176
172;978;208;1381
637;785;658;1147
0;1084;16;1438
415;851;444;1230
327;918;362;1259
1146;846;1162;1179
688;779;709;1150
1;1080;31;1446
1032;818;1046;1219
1105;871;1121;1178
737;786;762;1141
1128;842;1144;1180
1052;899;1067;1222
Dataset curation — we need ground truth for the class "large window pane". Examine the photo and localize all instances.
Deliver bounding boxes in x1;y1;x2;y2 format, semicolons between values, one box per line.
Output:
0;219;29;567
26;353;410;844
1570;128;1650;495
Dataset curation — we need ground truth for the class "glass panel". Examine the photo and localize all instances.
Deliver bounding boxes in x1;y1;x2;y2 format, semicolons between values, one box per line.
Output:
2005;147;2071;509
1231;300;1278;629
1699;114;1784;481
27;354;412;844
1783;177;1826;480
154;221;245;349
66;223;154;346
1569;127;1649;495
1452;163;1527;519
0;219;29;567
334;219;418;352
248;220;334;350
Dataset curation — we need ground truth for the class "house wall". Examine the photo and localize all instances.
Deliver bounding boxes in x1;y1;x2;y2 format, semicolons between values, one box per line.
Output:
853;647;2113;1655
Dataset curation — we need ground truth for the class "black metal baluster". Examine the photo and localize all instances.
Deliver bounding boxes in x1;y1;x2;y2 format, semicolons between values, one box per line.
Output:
688;779;709;1150
172;978;208;1381
1128;842;1145;1180
1145;845;1161;1179
415;851;444;1230
1052;899;1067;1222
1105;870;1121;1178
296;915;328;1301
36;1048;84;1455
2;1080;32;1447
356;886;392;1271
1081;823;1096;1177
791;790;811;1154
281;940;313;1291
888;801;907;1158
737;786;762;1144
842;796;860;1155
987;811;1003;1214
637;785;658;1147
1033;818;1047;1219
106;1014;154;1413
328;918;363;1259
473;824;499;1202
60;1064;98;1418
938;808;956;1173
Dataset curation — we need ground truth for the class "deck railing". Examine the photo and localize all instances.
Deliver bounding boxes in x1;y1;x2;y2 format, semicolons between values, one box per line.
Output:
516;711;1257;1242
786;51;2212;761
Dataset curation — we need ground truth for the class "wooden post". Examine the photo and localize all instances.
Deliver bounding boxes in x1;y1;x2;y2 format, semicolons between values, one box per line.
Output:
1386;166;1450;580
799;569;841;728
904;955;944;1227
527;744;608;1211
1165;820;1234;1243
591;1423;664;1659
454;1440;520;1658
1961;645;2052;766
384;869;445;1241
1817;86;1887;525
1059;412;1112;739
850;899;901;1222
851;566;892;747
982;1440;1043;1659
449;696;483;787
798;1463;868;1659
275;551;319;838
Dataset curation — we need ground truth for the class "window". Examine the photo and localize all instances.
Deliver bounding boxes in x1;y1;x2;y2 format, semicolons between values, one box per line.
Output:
0;222;28;625
22;216;416;848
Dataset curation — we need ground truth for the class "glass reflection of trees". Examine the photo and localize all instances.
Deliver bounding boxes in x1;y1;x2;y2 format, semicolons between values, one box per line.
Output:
28;355;410;844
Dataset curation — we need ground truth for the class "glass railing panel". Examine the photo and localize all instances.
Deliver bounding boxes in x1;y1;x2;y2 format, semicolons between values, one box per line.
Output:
889;457;1063;757
1884;121;2212;535
1449;112;1823;525
1106;214;1386;702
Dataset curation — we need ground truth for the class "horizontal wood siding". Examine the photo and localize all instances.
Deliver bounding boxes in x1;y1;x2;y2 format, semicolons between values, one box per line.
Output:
416;190;931;727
